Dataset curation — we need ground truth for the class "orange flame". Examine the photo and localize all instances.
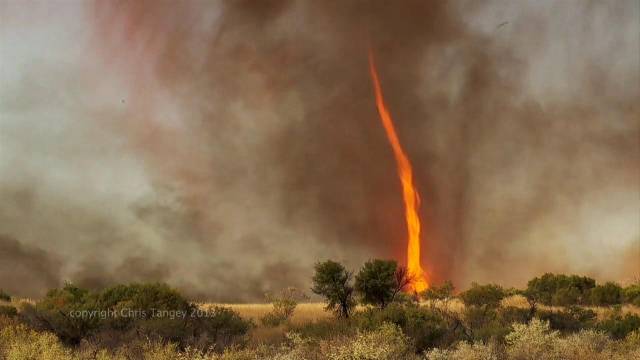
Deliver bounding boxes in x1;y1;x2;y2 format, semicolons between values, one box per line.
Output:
368;51;429;293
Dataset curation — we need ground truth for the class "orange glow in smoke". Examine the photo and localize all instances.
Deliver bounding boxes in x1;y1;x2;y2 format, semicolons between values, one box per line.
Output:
369;51;429;293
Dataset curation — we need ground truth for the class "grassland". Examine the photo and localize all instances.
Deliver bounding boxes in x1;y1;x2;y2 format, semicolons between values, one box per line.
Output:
203;295;640;323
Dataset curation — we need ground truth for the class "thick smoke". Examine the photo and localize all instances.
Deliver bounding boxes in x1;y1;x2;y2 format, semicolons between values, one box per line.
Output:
0;0;638;300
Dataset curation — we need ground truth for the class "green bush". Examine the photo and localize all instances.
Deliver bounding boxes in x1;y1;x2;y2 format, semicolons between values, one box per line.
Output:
260;312;286;327
0;305;17;318
471;322;510;343
421;281;454;302
0;289;10;302
624;284;640;306
96;282;190;311
130;305;251;350
356;303;407;329
597;313;640;339
355;303;447;351
459;283;505;309
462;306;510;342
25;283;101;344
23;282;196;344
402;306;449;351
195;306;252;348
524;273;595;306
21;282;251;350
551;286;582;306
536;306;596;333
498;306;531;325
589;282;624;306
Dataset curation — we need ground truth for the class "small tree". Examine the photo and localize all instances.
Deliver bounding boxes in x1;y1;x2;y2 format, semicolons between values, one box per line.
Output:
261;287;308;327
392;266;414;302
311;260;355;318
355;259;408;309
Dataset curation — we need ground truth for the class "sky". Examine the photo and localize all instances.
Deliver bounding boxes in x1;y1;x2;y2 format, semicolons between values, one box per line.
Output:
0;0;638;300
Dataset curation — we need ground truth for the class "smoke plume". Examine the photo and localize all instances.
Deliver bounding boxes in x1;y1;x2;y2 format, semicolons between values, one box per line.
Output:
0;0;638;300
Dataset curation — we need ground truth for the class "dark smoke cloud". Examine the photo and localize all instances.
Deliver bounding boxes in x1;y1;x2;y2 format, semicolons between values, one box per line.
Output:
0;235;61;296
0;0;638;300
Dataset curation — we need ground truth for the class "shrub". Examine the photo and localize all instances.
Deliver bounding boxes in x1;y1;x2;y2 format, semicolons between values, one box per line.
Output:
425;341;500;360
26;283;101;344
194;306;253;348
99;282;187;305
326;322;414;360
402;306;449;351
551;286;583;306
0;324;74;360
261;287;306;327
355;303;447;351
21;282;251;350
421;281;455;302
623;283;640;306
131;305;251;350
288;317;356;340
260;312;286;328
462;306;510;343
311;260;356;318
505;318;560;360
590;282;624;306
96;282;192;320
524;273;595;306
456;283;509;343
536;306;596;333
509;329;634;360
356;303;406;330
597;313;640;339
497;306;531;325
552;330;612;360
0;305;17;318
459;283;505;309
0;289;10;302
23;282;195;345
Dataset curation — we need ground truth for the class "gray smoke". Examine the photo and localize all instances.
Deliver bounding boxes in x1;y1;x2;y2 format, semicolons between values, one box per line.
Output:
0;0;638;300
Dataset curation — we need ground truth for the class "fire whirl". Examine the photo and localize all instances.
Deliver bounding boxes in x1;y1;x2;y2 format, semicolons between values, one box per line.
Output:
368;51;429;293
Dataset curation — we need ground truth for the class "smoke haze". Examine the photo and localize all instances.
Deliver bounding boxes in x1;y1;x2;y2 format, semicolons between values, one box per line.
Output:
1;0;638;300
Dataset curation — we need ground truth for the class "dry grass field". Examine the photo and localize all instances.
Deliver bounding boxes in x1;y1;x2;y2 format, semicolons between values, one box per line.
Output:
199;302;332;324
199;295;640;324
